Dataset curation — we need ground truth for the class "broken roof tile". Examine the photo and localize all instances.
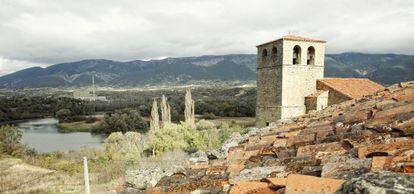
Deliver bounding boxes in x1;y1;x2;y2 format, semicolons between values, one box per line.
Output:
287;133;316;148
297;142;350;158
371;156;392;171
148;82;414;193
321;158;372;179
358;139;414;159
206;166;228;175
393;118;414;135
285;174;345;194
229;181;275;194
261;177;287;190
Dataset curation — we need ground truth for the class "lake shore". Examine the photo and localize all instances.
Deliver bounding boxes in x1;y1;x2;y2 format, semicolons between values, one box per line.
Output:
19;118;105;153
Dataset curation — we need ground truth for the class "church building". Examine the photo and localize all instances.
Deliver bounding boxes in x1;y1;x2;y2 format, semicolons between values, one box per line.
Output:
256;35;383;127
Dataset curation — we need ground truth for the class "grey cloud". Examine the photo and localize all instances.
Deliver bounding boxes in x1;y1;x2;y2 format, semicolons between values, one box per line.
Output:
0;0;413;75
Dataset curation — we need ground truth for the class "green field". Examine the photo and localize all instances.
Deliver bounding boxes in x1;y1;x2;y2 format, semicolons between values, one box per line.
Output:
57;120;102;133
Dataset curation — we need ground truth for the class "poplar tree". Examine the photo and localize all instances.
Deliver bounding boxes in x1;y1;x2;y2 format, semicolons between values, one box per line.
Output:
184;87;195;128
160;95;171;127
149;98;160;132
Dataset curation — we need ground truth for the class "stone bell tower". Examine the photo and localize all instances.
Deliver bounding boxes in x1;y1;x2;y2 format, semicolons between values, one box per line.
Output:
256;35;326;127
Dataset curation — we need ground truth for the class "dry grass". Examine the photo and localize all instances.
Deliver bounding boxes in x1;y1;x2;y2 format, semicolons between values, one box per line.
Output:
0;155;123;193
0;157;84;193
206;117;256;128
135;149;191;170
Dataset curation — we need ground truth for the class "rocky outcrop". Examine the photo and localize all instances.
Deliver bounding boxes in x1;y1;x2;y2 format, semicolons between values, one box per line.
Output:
130;81;414;193
125;167;184;190
340;172;414;194
189;151;209;163
206;132;246;160
124;151;191;191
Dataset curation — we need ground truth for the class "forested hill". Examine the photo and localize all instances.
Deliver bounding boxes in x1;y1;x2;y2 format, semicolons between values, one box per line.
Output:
0;53;412;88
324;53;414;86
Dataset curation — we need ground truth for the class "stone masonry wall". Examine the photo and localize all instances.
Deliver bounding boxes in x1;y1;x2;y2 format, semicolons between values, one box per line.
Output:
256;40;283;127
327;90;351;106
306;91;329;113
316;91;329;110
281;40;325;118
316;81;351;106
256;38;325;127
305;97;317;113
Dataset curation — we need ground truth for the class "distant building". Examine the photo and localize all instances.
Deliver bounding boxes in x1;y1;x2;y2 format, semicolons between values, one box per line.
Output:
256;35;384;127
72;75;107;101
72;89;107;101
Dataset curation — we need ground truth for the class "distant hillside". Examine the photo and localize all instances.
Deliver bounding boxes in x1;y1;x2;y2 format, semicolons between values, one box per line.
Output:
0;53;412;88
325;53;414;86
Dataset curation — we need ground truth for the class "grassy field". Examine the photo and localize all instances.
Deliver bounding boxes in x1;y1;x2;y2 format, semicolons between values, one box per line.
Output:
57;120;102;133
0;116;255;193
204;116;256;128
0;156;122;193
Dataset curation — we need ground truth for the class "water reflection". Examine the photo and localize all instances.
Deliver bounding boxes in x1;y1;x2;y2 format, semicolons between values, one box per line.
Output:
18;118;105;153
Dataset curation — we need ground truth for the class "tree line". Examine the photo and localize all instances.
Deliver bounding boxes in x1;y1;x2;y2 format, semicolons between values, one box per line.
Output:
0;87;256;124
0;97;93;123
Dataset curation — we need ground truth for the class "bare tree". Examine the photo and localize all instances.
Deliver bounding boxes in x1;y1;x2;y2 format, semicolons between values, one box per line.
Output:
161;95;171;127
184;87;195;128
150;98;160;132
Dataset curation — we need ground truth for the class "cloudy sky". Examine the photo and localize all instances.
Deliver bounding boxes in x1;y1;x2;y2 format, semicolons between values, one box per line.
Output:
0;0;413;75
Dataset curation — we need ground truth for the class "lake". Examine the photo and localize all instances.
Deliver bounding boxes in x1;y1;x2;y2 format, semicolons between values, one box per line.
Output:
18;118;105;153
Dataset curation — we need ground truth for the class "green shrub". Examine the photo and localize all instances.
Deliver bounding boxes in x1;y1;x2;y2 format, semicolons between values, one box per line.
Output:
0;125;25;157
85;116;98;123
149;120;249;155
149;123;188;155
195;119;216;131
104;132;144;163
202;112;216;120
97;109;149;134
55;109;72;122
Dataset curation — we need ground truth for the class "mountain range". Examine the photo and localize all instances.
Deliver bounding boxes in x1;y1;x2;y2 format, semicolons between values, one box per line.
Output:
0;53;412;88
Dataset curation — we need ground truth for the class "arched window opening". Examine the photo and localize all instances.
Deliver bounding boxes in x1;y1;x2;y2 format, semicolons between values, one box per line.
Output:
307;46;315;65
272;46;278;57
293;45;301;64
262;49;268;60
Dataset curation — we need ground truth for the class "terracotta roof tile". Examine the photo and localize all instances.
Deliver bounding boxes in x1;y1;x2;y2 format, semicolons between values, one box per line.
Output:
229;181;275;194
392;89;414;102
285;174;345;193
257;34;326;47
191;162;209;170
297;142;350;158
262;178;287;189
358;139;414;159
318;78;384;99
150;81;414;193
206;166;228;175
371;156;392;171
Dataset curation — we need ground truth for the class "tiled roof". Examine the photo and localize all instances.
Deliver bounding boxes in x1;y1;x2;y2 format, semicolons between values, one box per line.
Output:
318;78;384;99
257;35;326;47
137;81;414;193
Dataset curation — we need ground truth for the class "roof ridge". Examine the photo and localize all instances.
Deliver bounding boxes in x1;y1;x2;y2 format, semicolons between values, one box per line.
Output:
318;81;354;99
322;77;370;80
257;35;326;47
